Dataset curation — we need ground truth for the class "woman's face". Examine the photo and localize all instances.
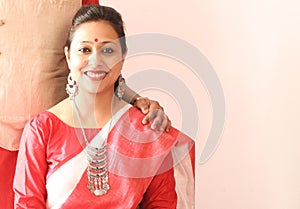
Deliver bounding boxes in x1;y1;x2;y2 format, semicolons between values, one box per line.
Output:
65;20;125;95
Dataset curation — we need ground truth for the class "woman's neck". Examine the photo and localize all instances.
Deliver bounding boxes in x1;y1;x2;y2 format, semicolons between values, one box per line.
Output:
73;89;115;128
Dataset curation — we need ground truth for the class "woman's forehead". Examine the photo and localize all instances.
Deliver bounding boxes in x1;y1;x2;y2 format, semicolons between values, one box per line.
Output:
73;21;119;42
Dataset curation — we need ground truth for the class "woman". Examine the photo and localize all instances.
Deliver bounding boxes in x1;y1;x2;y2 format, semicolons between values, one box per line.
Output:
13;5;194;209
0;0;169;208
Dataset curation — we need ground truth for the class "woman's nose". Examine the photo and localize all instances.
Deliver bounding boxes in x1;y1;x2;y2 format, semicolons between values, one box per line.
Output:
89;51;104;66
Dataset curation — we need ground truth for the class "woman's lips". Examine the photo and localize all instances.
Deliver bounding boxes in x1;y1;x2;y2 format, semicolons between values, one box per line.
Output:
84;71;108;81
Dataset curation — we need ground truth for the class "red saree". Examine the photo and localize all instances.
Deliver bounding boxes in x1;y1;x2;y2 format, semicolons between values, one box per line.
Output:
14;105;194;209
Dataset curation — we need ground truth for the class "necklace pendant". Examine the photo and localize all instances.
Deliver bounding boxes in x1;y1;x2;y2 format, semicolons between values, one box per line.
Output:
93;185;109;196
87;179;110;196
86;144;110;196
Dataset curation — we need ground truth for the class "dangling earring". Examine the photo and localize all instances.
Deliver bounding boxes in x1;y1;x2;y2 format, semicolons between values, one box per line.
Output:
116;74;125;100
66;73;78;100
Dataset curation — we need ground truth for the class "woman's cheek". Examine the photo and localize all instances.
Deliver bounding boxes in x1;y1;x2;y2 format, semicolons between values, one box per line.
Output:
70;59;89;80
71;57;88;71
103;52;123;69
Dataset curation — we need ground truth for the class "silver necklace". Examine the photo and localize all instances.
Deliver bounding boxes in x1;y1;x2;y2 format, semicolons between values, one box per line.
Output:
73;100;111;196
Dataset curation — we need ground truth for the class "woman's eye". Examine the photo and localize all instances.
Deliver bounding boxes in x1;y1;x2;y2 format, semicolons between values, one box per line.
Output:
101;47;114;54
78;48;91;53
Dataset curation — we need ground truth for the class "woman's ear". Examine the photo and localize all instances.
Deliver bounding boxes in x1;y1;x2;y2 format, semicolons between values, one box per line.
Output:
64;46;71;69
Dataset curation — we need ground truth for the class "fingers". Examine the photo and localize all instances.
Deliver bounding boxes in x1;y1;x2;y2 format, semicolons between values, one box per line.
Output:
142;109;171;132
148;100;163;112
156;114;171;132
165;117;172;132
157;114;168;131
143;109;162;129
134;97;150;114
135;97;172;132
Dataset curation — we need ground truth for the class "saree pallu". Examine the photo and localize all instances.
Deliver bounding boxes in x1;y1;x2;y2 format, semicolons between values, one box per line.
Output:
14;105;194;209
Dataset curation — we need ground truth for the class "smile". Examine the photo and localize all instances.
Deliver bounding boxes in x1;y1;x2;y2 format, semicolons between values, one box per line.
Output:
84;71;108;81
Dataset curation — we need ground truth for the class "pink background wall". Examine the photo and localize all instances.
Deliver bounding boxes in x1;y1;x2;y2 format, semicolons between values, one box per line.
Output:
102;0;300;208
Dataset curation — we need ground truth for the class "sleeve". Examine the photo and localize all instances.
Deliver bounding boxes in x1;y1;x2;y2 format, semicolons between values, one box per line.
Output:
82;0;99;5
139;153;177;209
13;118;48;209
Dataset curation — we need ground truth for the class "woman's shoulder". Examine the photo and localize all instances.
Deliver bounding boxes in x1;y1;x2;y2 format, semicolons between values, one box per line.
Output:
120;106;190;141
20;111;61;146
111;106;178;153
47;98;73;126
118;106;194;149
108;106;194;178
27;98;72;130
26;111;64;131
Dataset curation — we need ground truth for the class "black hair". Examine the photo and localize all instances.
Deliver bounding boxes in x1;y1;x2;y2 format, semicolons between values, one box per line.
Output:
65;5;127;54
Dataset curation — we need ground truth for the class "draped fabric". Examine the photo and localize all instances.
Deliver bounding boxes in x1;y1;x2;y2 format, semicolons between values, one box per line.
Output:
13;105;194;208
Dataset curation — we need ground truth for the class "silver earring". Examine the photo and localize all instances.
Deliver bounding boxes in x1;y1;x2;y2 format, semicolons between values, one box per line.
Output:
116;75;125;100
66;73;78;100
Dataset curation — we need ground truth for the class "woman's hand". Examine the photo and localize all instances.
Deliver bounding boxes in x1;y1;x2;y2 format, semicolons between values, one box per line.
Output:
133;97;171;132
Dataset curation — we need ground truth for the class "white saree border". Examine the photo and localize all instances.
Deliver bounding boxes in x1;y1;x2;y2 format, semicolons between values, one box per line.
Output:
46;150;86;209
46;104;131;209
173;144;195;209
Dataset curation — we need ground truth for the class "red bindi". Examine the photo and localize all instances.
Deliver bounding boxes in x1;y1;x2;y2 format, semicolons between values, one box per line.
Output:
94;38;98;42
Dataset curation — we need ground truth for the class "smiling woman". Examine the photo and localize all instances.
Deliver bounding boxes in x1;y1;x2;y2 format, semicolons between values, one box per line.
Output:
65;20;124;95
13;5;194;209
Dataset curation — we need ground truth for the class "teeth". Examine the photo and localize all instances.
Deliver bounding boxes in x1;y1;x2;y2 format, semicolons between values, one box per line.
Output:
86;72;107;78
